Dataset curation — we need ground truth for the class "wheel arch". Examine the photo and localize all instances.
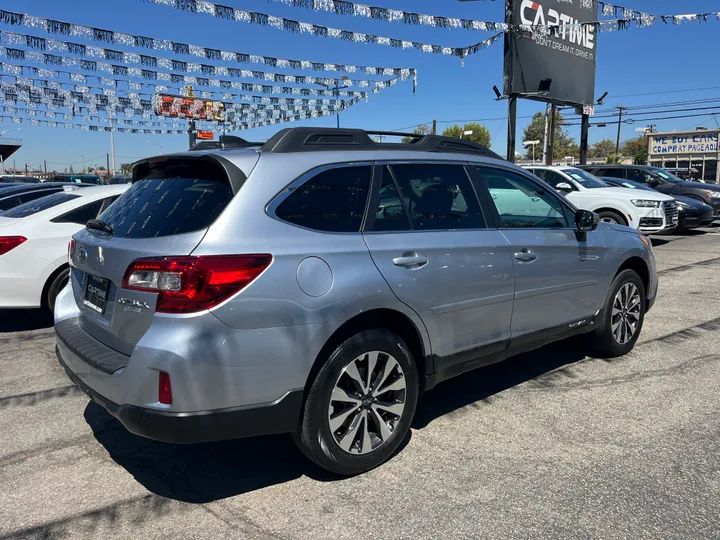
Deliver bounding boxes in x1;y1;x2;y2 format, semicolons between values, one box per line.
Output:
616;256;650;294
41;263;70;309
594;207;629;226
304;309;430;398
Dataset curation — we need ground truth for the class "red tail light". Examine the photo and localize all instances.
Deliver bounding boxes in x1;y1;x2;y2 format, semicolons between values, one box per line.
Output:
158;371;172;405
122;254;272;314
0;236;27;256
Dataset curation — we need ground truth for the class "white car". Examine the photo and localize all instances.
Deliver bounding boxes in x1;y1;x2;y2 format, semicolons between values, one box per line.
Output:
525;166;678;234
0;185;129;311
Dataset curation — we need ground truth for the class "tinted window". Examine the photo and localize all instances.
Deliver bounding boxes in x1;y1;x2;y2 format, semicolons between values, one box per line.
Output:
478;167;569;228
276;166;371;232
563;169;608;189
596;168;625;179
388;164;484;230
0;197;20;211
2;193;80;218
626;168;655;184
54;200;103;225
17;190;61;205
534;169;572;189
372;166;410;232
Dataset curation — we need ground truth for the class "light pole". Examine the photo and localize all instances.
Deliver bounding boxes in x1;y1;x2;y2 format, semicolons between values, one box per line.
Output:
524;140;541;164
315;75;350;128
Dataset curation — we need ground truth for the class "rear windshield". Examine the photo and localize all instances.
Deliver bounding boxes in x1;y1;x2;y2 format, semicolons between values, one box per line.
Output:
98;160;233;238
2;193;80;218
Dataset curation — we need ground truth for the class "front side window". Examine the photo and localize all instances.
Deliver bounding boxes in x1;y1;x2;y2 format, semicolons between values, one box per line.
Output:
275;165;371;233
387;164;485;230
478;167;569;228
596;168;625;179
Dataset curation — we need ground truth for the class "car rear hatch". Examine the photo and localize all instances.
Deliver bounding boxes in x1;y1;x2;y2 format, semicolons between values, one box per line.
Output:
69;153;257;356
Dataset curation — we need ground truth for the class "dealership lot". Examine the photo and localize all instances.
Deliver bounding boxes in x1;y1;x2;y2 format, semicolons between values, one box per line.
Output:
1;230;719;540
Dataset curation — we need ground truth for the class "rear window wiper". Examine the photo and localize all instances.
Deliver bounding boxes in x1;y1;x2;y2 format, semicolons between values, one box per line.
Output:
86;219;114;234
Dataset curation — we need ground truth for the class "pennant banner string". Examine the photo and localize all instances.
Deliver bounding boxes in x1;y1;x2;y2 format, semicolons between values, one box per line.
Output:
0;9;416;76
136;0;499;60
0;62;349;106
0;46;378;98
0;30;408;91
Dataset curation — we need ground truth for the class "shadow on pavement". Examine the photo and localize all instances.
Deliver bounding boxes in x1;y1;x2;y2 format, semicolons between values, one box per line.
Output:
0;309;53;332
650;238;671;247
88;337;589;503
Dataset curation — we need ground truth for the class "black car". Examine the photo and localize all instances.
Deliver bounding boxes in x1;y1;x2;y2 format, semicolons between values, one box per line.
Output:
108;176;130;185
0;175;40;184
0;183;87;212
601;177;713;233
579;164;720;217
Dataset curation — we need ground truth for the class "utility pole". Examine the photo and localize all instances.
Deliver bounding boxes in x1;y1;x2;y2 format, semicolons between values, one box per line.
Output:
432;119;437;135
507;97;517;163
106;153;110;181
43;160;47;174
546;105;557;165
615;106;625;155
188;120;197;149
579;113;590;165
24;163;28;175
647;124;656;134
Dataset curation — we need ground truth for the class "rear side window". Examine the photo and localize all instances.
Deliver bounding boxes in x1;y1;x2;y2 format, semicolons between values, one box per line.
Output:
99;160;234;238
2;193;80;218
53;200;103;225
388;164;485;230
596;168;625;179
275;166;371;232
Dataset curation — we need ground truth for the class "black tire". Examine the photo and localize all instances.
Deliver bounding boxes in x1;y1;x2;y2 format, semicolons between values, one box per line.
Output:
591;269;646;357
293;329;419;476
597;210;627;226
45;267;70;313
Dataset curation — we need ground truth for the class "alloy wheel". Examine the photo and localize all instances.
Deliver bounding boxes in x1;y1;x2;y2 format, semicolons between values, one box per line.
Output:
600;216;618;224
611;283;641;344
328;351;406;455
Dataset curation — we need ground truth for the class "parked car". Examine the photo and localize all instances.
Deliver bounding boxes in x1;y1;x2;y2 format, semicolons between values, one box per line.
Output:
525;165;677;234
108;176;130;185
600;177;713;233
578;164;720;217
0;185;128;311
1;175;40;183
0;183;90;212
56;128;657;475
50;174;104;185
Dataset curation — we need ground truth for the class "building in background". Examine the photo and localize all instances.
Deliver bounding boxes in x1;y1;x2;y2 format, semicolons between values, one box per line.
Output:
647;129;719;183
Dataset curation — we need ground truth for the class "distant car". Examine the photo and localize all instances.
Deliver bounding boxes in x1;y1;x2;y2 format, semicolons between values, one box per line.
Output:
0;183;90;212
1;175;40;184
108;176;130;185
0;185;129;311
600;177;713;233
578;164;720;217
50;174;104;185
525;165;678;235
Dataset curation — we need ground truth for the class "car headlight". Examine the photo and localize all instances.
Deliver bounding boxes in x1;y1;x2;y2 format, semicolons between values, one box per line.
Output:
676;200;689;208
631;199;661;208
708;191;720;199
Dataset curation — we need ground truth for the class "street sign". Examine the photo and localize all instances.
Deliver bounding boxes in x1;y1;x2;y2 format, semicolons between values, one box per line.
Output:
197;131;215;140
575;105;595;116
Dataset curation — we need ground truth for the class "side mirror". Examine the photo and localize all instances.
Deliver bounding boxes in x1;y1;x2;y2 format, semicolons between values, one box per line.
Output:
575;209;600;232
556;182;573;192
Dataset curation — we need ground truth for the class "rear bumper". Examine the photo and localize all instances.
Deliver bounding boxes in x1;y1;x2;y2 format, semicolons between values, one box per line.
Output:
57;344;302;443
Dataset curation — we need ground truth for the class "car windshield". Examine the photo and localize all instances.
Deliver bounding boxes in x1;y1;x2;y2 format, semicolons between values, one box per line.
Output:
650;168;684;183
1;193;80;218
563;169;608;189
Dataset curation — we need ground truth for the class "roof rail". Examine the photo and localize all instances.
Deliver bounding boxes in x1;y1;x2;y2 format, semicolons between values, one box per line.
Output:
260;128;503;159
189;135;263;152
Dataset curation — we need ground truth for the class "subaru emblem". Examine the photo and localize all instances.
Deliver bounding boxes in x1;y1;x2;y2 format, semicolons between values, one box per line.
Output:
78;248;88;264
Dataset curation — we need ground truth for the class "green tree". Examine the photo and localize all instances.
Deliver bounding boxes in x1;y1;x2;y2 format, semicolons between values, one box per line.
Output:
522;110;579;160
622;136;648;164
589;139;616;159
401;124;430;144
120;163;133;176
605;153;623;164
442;122;491;148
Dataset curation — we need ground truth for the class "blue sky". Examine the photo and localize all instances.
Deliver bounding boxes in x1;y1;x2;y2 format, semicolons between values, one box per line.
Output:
1;0;719;171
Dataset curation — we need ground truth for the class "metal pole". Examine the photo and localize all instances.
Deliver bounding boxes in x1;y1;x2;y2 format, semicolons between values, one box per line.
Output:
106;153;110;181
542;103;550;164
432;119;437;135
0;156;4;175
579;113;590;165
507;96;517;163
43;160;47;174
109;109;116;175
615;106;624;155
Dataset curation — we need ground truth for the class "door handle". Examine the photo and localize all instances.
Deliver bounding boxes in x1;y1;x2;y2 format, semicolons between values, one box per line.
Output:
393;252;428;268
531;197;541;202
514;249;538;262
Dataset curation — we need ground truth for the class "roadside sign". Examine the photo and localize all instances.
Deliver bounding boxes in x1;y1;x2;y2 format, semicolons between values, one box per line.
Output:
153;93;225;121
197;131;215;140
576;105;595;116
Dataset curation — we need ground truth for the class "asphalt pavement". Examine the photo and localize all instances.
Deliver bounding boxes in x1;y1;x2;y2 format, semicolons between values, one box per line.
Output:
1;228;719;540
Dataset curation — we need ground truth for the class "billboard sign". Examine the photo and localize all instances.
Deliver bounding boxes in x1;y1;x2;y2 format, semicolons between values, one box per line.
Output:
504;0;597;106
649;132;719;155
153;94;225;121
197;131;215;140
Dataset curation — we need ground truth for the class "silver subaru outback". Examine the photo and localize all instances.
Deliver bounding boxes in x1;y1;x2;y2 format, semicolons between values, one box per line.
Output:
56;128;657;475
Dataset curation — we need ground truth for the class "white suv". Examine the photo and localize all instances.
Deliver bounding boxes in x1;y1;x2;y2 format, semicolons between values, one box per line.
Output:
526;166;678;234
